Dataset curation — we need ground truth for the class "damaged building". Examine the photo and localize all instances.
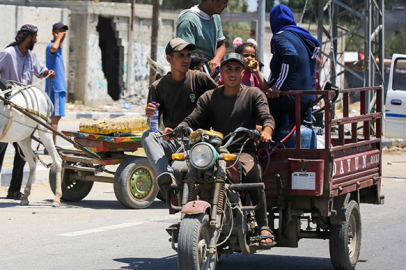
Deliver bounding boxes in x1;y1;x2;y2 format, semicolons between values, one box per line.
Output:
0;1;177;106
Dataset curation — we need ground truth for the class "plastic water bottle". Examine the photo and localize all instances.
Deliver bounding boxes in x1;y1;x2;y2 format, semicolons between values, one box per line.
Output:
149;101;159;132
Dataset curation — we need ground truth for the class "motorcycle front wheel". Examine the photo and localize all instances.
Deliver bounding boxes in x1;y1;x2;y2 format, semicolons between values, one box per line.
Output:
178;213;217;270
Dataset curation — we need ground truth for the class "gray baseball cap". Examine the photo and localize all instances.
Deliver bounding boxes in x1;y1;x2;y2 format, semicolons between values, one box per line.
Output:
165;38;197;55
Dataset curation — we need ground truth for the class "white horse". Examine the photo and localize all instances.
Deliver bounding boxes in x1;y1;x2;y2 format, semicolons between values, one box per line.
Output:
0;80;62;207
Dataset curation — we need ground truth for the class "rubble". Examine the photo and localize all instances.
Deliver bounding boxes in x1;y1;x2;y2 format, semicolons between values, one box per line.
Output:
65;99;145;115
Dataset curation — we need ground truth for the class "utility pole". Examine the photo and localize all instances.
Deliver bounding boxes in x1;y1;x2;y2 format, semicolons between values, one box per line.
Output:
130;0;135;32
149;0;160;85
257;0;265;64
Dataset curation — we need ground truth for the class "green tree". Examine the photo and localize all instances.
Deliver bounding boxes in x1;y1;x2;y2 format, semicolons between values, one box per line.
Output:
385;31;406;57
133;0;249;50
385;0;406;9
221;0;250;49
344;32;365;53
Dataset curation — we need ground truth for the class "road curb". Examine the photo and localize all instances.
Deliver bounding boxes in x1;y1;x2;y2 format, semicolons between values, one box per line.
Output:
382;138;406;148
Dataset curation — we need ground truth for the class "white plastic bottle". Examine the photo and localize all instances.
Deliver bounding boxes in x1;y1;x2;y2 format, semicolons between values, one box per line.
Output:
149;101;159;131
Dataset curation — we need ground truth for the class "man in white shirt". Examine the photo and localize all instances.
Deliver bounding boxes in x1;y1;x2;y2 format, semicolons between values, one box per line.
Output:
0;24;55;200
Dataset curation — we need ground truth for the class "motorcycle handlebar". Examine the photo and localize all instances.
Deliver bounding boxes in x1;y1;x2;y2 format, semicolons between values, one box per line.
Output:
158;126;271;148
223;127;262;148
157;126;193;139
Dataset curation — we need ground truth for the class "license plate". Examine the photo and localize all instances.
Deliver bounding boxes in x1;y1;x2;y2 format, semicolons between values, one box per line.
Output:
291;172;316;190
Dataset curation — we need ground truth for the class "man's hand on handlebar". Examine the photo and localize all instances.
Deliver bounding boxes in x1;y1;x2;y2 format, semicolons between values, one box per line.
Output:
159;126;193;141
260;126;273;142
162;127;174;141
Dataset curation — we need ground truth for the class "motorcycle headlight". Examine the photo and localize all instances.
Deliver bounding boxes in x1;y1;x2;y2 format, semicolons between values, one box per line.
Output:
190;142;217;170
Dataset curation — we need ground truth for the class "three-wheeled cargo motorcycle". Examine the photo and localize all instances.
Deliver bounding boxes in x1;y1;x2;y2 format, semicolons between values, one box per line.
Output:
162;85;384;270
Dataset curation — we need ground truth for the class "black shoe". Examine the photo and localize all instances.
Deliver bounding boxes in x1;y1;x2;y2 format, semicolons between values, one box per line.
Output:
157;173;176;199
157;173;174;187
6;191;24;200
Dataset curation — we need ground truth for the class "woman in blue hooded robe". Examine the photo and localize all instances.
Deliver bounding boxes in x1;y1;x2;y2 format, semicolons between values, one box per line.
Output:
267;4;321;129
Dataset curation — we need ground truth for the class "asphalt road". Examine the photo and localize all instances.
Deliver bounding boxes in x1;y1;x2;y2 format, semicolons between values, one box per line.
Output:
0;120;405;269
0;173;405;270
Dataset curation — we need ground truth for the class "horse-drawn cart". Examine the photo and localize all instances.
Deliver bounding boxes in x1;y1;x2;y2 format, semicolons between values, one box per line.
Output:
48;129;159;209
1;79;159;208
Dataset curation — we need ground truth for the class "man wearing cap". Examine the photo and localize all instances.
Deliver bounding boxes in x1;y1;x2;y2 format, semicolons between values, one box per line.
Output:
45;22;69;150
174;52;276;248
0;24;55;200
177;0;228;73
142;38;217;196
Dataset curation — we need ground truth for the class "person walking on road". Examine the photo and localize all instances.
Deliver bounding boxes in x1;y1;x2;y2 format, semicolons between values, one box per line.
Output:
0;24;55;200
176;0;228;73
45;22;69;151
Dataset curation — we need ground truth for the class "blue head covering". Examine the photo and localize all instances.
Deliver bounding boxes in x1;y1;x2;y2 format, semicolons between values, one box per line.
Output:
270;5;321;48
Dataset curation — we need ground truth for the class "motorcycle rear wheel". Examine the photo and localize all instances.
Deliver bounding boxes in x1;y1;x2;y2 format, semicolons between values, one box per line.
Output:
178;213;217;270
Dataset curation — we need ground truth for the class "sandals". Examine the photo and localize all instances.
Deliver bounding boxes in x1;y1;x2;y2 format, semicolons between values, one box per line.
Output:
6;191;24;200
258;226;276;249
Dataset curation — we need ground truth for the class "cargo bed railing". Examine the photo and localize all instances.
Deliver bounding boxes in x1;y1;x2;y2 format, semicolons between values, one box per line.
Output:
276;85;383;151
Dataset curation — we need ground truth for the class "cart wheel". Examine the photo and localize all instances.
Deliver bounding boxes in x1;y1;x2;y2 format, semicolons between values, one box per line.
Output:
329;200;362;270
113;156;158;209
49;166;94;202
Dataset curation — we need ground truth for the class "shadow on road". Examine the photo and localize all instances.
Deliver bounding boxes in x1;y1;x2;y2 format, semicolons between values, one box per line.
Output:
112;253;336;270
0;196;170;210
113;255;177;269
58;199;169;210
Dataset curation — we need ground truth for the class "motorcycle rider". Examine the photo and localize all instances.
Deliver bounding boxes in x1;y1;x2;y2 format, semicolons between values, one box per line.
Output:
172;52;276;248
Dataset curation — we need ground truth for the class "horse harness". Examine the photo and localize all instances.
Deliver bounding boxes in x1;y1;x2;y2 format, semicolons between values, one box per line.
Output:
0;82;53;140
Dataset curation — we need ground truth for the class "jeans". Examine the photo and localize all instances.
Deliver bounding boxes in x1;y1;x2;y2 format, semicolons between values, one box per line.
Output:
0;142;26;194
141;130;183;180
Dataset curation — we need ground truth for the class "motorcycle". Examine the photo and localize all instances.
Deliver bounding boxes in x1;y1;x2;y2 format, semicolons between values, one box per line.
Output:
161;126;271;270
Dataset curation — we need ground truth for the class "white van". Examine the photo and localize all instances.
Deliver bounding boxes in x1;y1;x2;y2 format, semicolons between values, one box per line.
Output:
385;54;406;138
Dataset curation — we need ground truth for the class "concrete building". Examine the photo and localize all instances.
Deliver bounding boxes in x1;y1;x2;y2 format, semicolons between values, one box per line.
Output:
0;1;178;106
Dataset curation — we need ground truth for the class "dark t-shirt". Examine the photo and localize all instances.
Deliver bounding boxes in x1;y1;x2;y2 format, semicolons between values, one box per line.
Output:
180;85;275;153
148;70;217;129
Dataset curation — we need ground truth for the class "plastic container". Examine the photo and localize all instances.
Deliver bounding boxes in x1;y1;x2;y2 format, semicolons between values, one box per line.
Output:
149;101;159;132
274;113;317;149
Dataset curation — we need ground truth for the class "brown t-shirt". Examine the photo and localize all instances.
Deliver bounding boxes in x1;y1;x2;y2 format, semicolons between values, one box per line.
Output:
180;85;275;153
148;70;217;129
